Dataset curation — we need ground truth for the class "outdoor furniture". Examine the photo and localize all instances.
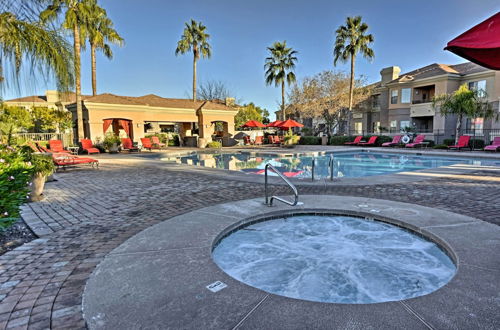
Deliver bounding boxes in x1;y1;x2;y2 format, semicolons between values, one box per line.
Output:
34;143;50;153
382;135;402;147
121;138;140;152
141;137;160;151
405;135;426;148
67;146;80;155
448;135;471;151
243;136;252;145
151;136;166;149
49;140;71;154
81;139;100;154
358;136;378;146
345;136;363;145
254;136;263;145
484;137;500;151
52;154;99;170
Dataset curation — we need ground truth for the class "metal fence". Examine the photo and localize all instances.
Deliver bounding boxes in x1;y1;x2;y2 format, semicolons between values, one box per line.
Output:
1;132;73;146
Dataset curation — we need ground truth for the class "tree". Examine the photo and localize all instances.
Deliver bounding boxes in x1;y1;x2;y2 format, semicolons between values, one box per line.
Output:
433;84;496;143
41;0;94;141
86;2;123;96
289;70;371;135
234;103;270;127
0;10;74;91
31;106;72;132
265;41;297;121
333;16;374;133
175;19;211;102
0;104;33;145
197;80;231;101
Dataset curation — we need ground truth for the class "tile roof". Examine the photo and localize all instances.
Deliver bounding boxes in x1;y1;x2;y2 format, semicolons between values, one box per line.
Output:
5;95;47;103
389;62;490;84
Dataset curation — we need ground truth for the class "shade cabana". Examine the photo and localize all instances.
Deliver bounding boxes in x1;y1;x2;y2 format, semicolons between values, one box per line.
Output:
241;120;266;128
445;12;500;70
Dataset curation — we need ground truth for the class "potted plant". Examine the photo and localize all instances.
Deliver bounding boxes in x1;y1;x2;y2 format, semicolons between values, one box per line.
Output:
102;133;121;153
283;129;300;148
29;153;55;202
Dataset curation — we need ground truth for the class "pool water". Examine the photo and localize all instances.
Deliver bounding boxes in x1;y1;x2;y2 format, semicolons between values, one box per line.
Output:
212;215;456;304
163;151;499;179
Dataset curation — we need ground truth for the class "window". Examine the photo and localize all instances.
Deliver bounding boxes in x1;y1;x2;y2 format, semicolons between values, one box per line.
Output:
401;88;411;103
372;121;380;133
467;117;484;134
390;120;397;131
391;90;398;104
400;120;410;132
468;80;487;97
372;95;380;108
354;122;363;134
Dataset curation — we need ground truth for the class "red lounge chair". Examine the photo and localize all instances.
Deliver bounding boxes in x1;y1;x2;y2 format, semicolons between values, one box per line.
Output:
35;143;50;153
151;136;166;148
405;135;425;148
345;136;363;145
448;135;471;151
81;139;100;154
382;135;402;147
254;136;263;145
49;140;71;154
358;136;378;146
52;154;98;170
484;137;500;151
141;137;160;151
243;136;252;145
121;138;140;152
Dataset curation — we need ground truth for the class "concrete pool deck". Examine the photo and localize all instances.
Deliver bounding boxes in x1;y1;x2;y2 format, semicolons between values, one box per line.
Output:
83;195;500;329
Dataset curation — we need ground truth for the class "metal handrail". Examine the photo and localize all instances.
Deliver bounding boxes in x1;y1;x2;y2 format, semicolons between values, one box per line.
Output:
265;163;299;207
328;154;334;181
311;158;316;181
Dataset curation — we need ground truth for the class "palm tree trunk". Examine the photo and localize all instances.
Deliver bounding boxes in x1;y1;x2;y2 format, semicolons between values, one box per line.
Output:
347;53;356;135
455;114;463;143
91;42;97;96
281;81;285;121
192;54;197;102
73;24;84;141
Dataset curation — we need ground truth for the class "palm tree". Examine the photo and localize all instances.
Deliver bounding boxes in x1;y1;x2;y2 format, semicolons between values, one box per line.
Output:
0;11;74;91
433;84;496;143
175;19;211;102
86;2;123;96
40;0;93;141
265;41;298;121
333;16;374;132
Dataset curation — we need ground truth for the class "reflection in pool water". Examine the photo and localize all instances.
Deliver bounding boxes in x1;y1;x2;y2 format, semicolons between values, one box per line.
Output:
162;151;499;179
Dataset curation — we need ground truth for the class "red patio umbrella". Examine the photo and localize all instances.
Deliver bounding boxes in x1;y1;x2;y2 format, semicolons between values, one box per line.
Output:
278;119;304;129
445;12;500;70
267;120;283;127
241;120;266;128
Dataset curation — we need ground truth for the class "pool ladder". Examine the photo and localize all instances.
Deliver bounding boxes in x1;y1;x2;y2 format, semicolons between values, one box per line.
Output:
311;154;335;181
264;163;299;207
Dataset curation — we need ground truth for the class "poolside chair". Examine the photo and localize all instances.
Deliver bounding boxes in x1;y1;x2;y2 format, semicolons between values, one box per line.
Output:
34;142;50;153
358;136;378;146
382;135;402;147
49;140;71;154
81;139;100;154
243;136;252;145
345;136;363;145
52;153;99;170
141;137;160;151
448;135;471;151
484;137;500;152
254;136;263;145
405;135;425;148
151;136;166;149
121;138;140;152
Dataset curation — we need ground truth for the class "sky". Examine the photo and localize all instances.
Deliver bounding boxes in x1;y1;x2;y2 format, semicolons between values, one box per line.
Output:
3;0;500;120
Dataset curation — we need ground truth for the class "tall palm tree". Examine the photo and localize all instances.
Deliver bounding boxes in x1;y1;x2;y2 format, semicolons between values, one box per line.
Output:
86;2;123;96
265;41;298;121
175;19;211;102
0;11;74;91
433;84;496;143
333;16;374;132
40;0;93;141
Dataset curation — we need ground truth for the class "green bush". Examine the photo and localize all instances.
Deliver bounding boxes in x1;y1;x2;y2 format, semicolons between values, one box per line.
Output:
169;134;180;146
299;136;321;145
374;135;393;146
206;141;222;148
0;145;35;230
423;139;435;147
102;132;121;150
433;144;449;149
329;136;352;145
443;138;455;146
469;139;484;149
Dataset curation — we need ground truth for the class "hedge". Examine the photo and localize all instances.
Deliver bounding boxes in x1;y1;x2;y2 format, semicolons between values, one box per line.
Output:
329;136;353;145
299;136;321;145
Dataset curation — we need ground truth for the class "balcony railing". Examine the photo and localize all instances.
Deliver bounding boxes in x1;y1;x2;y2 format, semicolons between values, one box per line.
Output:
410;102;435;117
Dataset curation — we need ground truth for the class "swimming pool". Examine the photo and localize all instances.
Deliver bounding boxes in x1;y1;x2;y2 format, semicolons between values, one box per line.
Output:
163;151;500;179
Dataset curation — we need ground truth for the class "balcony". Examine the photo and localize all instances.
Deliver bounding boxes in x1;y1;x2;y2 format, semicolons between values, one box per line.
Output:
410;102;435;117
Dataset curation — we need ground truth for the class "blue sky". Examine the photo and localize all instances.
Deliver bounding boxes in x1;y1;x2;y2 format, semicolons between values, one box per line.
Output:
4;0;500;119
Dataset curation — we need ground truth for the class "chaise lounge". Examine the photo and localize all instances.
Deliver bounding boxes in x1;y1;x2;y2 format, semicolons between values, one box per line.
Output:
121;138;140;152
448;135;471;151
358;136;378;146
382;135;402;147
52;153;99;170
141;137;160;151
345;136;363;145
49;140;71;154
81;139;100;154
405;135;425;148
484;137;500;152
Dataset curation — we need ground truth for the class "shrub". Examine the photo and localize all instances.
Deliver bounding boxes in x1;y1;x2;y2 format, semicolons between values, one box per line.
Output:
423;139;435;147
206;141;222;148
284;129;300;145
443;138;455;146
169;134;180;146
374;135;393;146
433;144;449;149
102;133;121;150
469;139;484;149
329;136;352;145
0;145;34;230
299;136;321;145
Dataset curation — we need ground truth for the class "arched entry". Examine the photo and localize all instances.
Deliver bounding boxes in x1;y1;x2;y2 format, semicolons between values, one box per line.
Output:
103;118;133;139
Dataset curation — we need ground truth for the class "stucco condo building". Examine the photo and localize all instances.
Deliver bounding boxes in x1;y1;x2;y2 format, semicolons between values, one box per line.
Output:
352;62;500;139
5;92;238;146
